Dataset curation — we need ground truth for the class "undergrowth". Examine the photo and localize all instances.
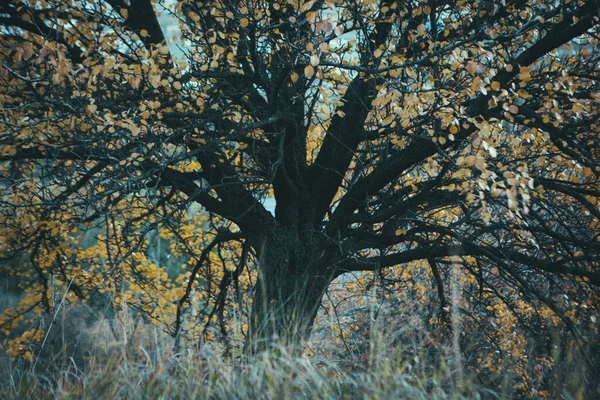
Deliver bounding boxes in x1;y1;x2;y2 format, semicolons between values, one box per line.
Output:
0;313;492;400
1;346;490;400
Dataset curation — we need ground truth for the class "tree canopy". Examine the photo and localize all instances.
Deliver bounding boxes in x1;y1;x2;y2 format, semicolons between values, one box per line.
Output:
1;0;600;395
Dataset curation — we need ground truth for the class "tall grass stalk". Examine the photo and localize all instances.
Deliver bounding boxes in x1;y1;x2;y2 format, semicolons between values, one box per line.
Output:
1;313;487;400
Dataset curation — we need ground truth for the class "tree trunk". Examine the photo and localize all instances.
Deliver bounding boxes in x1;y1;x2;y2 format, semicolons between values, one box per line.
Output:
246;232;334;355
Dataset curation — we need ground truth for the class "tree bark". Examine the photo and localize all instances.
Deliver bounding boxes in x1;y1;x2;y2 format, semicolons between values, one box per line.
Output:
246;231;334;355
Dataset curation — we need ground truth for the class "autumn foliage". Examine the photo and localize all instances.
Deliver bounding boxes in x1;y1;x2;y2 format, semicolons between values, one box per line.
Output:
1;0;600;397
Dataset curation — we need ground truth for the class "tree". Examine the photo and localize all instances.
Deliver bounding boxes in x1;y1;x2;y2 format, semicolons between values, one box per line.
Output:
0;0;599;366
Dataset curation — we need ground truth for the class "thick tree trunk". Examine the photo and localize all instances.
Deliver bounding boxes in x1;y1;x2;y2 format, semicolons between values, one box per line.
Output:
246;232;334;355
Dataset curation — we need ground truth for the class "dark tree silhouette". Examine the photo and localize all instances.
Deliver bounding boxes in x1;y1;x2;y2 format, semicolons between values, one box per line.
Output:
1;0;599;364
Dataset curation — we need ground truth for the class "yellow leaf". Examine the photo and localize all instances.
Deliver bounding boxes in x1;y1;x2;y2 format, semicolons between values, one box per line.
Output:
300;0;317;12
140;29;149;38
310;55;320;67
120;8;129;19
291;72;299;83
304;65;315;77
519;71;531;82
449;125;459;134
491;81;500;91
240;18;249;28
466;61;477;75
130;125;140;136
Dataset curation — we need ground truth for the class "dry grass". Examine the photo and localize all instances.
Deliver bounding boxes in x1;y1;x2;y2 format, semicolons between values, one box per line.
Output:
1;346;490;400
0;310;492;400
2;300;595;398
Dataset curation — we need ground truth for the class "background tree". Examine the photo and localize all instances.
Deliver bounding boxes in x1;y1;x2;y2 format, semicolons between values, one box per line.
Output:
1;0;599;383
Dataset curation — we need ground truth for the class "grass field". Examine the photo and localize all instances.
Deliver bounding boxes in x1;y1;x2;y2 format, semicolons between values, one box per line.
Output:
0;310;496;400
1;301;594;399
